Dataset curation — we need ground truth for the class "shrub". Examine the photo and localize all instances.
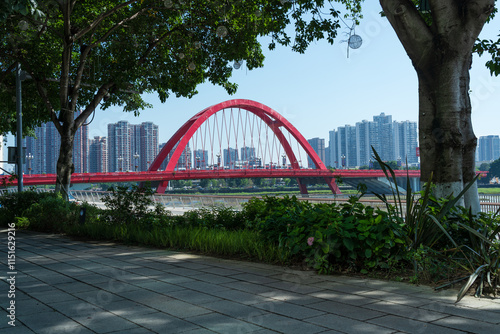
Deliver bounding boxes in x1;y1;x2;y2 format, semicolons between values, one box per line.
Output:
101;185;169;227
285;197;406;274
0;191;58;227
180;205;246;230
23;193;79;232
242;195;312;243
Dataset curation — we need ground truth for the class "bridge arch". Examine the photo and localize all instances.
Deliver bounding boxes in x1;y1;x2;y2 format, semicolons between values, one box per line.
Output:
149;99;339;194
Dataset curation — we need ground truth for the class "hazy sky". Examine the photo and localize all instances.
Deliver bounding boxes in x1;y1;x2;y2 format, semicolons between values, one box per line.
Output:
5;2;500;151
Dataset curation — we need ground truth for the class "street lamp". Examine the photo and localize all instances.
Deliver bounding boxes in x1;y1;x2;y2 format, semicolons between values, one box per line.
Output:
118;156;123;172
216;154;221;169
282;154;287;168
26;153;33;175
133;152;140;171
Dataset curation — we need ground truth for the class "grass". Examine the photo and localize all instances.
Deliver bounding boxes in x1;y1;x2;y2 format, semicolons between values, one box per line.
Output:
478;187;500;194
66;221;290;264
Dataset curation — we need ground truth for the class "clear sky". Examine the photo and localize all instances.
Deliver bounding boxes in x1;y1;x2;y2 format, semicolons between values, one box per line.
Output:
6;2;500;152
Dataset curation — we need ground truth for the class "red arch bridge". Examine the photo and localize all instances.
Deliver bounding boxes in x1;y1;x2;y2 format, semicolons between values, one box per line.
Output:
1;99;485;195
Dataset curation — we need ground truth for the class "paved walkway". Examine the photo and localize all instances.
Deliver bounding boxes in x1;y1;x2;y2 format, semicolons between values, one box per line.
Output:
1;231;500;334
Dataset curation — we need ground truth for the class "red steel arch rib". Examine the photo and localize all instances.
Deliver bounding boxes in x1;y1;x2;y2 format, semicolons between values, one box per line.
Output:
149;99;339;194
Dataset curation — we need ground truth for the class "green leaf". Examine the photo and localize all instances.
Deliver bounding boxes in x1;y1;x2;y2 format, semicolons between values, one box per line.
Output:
365;249;372;258
343;238;354;251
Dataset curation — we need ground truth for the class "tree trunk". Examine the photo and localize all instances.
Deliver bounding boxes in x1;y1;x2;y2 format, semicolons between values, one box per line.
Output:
418;55;479;212
55;126;75;201
379;0;494;215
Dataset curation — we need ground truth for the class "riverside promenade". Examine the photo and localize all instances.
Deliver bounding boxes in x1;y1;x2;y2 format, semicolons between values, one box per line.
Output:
1;231;500;334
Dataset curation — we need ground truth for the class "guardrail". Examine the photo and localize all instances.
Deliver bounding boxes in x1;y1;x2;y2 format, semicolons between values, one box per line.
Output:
70;190;500;214
2;189;500;214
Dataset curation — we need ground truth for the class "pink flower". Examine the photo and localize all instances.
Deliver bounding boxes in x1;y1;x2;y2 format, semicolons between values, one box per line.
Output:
307;237;314;246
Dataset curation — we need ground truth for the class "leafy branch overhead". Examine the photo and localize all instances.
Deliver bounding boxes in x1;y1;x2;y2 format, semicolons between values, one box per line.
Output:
0;0;351;136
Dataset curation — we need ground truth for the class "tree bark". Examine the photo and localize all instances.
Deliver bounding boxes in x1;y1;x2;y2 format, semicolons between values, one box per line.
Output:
55;127;75;199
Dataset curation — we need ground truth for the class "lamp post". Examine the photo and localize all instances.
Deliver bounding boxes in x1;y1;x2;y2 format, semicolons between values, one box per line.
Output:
282;154;286;168
26;153;33;175
216;154;221;169
133;152;139;171
118;156;123;172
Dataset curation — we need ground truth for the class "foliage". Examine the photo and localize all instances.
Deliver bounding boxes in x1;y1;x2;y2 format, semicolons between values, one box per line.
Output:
285;198;406;274
0;0;352;196
101;184;168;226
0;0;41;22
242;195;312;243
242;195;406;274
475;33;500;76
0;190;54;226
22;193;79;232
370;148;476;253
488;158;500;180
180;205;245;231
448;210;500;302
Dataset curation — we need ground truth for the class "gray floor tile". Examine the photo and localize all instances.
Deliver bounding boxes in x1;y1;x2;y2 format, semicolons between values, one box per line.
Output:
308;300;385;321
253;300;325;320
306;314;394;334
431;315;500;333
168;289;223;304
368;315;466;334
189;312;264;333
127;311;201;333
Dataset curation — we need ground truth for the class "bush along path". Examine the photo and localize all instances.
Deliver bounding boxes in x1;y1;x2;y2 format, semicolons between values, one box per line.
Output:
1;177;499;303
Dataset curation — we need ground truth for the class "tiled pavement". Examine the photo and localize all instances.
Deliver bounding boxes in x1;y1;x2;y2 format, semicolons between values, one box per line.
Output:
1;231;500;334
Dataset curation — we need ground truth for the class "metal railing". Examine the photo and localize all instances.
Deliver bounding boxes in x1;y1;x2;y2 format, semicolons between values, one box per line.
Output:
69;190;500;214
2;188;500;214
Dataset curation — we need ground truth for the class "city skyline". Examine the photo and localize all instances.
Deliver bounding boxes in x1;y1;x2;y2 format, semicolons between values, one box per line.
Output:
8;109;500;175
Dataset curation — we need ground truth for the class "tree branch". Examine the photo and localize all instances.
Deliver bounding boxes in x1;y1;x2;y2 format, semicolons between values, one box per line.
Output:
137;27;179;65
464;0;495;49
21;63;61;134
74;0;138;41
379;0;434;71
74;82;114;131
430;0;460;36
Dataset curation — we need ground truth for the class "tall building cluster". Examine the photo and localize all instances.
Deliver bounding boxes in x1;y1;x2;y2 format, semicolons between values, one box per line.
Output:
108;121;159;172
24;119;159;174
17;110;500;176
477;135;500;162
313;113;418;169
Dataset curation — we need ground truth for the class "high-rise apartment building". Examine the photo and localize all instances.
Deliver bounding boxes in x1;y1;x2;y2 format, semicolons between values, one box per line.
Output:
240;146;256;166
108;121;158;172
88;136;108;173
159;142;192;170
395;121;419;164
194;149;209;169
478;135;500;162
328;113;418;168
139;122;159;171
73;123;89;173
24;114;88;174
307;137;325;168
223;148;239;168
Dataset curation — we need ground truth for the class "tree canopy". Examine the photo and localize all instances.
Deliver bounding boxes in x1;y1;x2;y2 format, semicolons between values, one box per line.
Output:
0;0;348;196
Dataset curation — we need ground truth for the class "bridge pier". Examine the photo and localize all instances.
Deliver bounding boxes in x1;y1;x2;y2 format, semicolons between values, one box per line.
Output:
297;178;309;195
